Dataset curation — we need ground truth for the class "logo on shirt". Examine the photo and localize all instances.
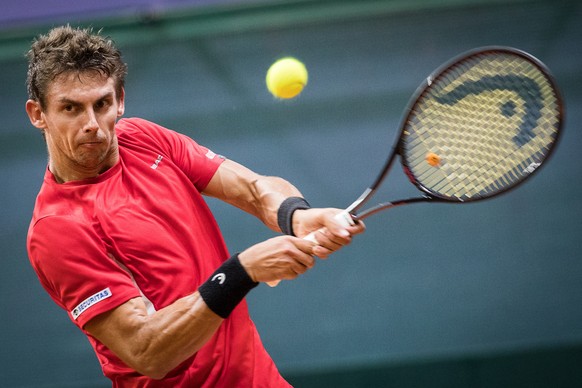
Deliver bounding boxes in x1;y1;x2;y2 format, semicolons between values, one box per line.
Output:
71;288;112;320
205;150;225;160
151;155;163;169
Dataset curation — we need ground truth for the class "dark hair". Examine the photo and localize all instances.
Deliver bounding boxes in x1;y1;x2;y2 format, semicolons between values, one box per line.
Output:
26;25;127;108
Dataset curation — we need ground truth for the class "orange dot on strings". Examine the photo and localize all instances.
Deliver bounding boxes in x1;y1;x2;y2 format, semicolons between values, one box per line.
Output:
426;152;441;167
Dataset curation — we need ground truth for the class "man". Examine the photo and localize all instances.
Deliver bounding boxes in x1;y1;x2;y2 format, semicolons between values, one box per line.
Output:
25;25;364;387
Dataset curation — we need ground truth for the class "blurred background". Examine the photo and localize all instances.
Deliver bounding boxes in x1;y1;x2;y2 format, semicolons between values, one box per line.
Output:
1;0;581;387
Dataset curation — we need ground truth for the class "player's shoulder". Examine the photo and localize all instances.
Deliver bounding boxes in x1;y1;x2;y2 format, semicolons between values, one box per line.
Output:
28;213;96;258
31;213;87;233
30;176;99;234
116;117;160;136
116;117;174;147
117;117;176;134
30;204;92;234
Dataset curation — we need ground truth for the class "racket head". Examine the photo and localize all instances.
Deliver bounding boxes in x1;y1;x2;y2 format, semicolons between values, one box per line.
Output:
398;46;563;203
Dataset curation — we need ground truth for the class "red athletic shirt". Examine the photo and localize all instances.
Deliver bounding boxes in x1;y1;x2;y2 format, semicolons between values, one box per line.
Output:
27;118;291;387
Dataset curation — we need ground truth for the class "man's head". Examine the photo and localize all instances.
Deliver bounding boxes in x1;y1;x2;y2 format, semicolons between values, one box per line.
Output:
26;25;127;109
25;26;127;183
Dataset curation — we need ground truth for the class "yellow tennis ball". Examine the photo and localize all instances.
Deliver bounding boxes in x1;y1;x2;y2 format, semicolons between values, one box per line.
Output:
266;57;308;99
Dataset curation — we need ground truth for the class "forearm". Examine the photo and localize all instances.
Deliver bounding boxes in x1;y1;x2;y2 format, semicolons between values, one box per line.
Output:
203;159;303;232
134;293;222;378
86;293;223;379
249;175;303;231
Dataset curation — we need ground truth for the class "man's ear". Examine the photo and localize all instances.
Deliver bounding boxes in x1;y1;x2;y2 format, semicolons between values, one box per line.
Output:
117;88;125;117
25;99;46;130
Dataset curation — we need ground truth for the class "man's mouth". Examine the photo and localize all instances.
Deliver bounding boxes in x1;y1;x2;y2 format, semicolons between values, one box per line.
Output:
79;139;103;147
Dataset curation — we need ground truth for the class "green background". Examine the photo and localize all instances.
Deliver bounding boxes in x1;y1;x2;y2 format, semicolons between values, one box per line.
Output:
1;0;581;386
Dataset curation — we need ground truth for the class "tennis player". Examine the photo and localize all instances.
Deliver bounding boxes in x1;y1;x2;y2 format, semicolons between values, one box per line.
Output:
25;25;364;387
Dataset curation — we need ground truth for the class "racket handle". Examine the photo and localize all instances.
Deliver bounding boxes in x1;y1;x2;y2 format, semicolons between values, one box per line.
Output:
267;211;355;287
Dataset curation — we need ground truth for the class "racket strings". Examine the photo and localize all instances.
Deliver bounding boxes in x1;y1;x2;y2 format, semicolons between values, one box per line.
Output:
401;51;560;200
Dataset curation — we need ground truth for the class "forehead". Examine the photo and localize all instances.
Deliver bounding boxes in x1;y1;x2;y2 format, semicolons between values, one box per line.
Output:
46;71;117;103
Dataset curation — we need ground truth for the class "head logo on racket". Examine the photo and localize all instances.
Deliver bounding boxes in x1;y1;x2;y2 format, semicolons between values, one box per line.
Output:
432;74;543;147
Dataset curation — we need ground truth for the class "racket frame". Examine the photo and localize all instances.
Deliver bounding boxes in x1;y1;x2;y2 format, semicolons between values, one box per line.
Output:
348;46;564;221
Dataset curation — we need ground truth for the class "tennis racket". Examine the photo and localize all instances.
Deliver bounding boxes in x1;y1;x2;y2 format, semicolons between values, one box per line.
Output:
269;46;563;287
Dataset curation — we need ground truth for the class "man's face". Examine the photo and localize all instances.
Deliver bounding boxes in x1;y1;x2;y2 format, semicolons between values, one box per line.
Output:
26;71;125;181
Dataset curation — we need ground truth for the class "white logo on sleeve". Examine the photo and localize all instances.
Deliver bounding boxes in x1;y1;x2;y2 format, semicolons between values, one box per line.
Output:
212;273;226;285
71;288;112;320
205;150;225;160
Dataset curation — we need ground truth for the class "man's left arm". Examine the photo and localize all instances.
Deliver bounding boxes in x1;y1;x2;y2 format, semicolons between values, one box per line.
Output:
202;159;365;258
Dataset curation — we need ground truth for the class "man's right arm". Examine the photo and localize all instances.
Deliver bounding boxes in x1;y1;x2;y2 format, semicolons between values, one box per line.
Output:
84;235;316;380
85;292;222;380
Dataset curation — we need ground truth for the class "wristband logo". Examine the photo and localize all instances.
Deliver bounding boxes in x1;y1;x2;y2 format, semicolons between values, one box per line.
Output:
212;273;226;285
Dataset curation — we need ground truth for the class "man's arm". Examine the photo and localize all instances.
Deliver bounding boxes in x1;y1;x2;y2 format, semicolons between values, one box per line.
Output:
85;235;316;379
202;159;300;231
85;293;222;380
202;159;365;257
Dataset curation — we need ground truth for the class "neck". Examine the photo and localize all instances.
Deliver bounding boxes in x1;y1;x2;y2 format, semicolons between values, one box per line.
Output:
49;145;119;184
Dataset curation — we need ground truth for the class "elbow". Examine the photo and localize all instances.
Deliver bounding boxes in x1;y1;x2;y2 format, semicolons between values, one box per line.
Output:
142;369;169;381
131;358;172;380
124;348;177;380
123;333;185;380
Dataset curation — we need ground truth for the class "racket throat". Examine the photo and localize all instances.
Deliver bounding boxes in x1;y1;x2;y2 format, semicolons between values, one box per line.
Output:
345;187;375;215
356;196;434;220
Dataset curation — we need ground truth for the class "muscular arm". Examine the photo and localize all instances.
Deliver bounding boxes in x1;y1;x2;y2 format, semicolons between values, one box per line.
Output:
85;292;223;379
85;293;223;380
202;159;301;232
203;159;365;257
84;237;316;379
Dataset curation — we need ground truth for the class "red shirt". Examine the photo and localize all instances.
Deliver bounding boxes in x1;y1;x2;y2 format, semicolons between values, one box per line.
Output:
27;118;291;387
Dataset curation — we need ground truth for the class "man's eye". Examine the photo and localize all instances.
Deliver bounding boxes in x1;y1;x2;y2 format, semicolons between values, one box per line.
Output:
96;100;110;109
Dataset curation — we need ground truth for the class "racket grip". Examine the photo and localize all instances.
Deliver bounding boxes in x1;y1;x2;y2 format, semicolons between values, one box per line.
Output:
267;211;355;287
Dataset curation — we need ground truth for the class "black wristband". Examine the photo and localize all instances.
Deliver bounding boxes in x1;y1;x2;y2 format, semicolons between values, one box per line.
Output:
198;254;258;318
277;197;311;236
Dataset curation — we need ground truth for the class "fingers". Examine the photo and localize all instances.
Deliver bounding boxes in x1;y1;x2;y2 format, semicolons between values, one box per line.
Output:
326;213;366;239
277;237;316;279
239;208;367;284
311;215;366;258
309;228;346;258
275;238;315;278
238;236;316;283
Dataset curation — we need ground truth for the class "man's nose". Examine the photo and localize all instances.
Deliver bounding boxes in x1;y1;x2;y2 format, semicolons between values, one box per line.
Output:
82;109;99;133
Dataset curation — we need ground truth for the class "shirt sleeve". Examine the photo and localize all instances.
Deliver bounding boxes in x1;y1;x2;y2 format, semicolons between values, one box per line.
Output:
117;118;225;191
28;216;141;329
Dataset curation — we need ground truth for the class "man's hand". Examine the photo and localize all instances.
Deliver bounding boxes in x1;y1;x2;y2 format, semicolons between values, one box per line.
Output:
238;236;316;283
292;208;366;258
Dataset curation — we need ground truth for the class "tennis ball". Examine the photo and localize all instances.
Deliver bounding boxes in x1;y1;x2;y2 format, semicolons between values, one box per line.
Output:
266;57;308;99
